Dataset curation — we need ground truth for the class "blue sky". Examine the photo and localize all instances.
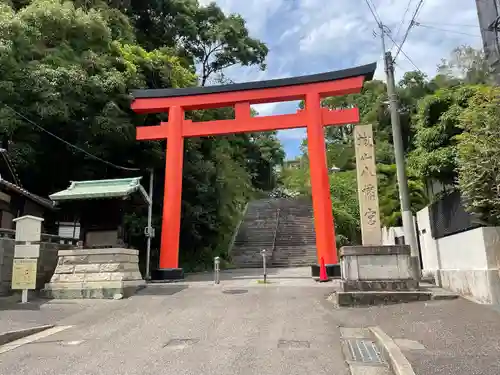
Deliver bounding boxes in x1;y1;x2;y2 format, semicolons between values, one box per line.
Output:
200;0;481;159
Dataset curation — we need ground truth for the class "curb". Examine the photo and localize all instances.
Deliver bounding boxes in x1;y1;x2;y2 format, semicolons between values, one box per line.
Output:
369;326;416;375
0;325;54;346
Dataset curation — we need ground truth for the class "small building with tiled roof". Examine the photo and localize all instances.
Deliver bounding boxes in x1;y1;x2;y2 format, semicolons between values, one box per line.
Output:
49;177;150;248
0;147;55;230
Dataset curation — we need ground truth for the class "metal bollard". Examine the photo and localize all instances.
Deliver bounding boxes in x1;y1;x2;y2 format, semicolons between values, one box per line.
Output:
260;249;267;283
214;256;220;285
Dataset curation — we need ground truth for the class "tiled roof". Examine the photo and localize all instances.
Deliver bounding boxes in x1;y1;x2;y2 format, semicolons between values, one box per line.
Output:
0;179;54;209
49;177;149;203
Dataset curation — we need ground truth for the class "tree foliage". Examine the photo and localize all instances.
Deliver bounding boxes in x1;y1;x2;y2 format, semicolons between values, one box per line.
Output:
409;85;481;183
72;0;269;86
0;0;283;272
456;86;500;226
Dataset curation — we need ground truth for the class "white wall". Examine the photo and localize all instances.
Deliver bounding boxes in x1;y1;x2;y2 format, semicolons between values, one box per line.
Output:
417;206;500;304
381;226;404;245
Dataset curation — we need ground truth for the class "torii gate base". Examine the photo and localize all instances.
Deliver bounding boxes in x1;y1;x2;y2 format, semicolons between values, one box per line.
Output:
131;63;376;280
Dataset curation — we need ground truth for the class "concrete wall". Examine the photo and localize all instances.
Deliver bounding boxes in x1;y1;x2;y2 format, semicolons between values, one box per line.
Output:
381;226;404;245
417;207;500;304
0;230;76;296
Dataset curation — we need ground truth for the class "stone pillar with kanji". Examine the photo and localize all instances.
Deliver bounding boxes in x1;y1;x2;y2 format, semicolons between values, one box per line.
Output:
354;124;381;245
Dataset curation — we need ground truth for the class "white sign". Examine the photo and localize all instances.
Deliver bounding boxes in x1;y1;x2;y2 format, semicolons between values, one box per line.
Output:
14;244;40;258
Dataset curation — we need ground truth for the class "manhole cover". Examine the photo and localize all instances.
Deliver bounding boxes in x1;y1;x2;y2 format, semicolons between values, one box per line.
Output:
345;339;385;365
222;289;248;295
277;340;310;349
163;338;199;349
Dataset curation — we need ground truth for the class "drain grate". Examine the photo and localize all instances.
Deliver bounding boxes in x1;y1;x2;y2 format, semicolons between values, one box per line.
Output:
278;340;310;349
222;289;248;295
345;339;385;365
163;338;199;349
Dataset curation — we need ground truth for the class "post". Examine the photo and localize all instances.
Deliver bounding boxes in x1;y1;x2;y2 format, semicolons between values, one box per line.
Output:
11;216;44;303
384;51;421;280
145;168;154;281
214;257;220;285
159;106;184;275
305;92;337;266
261;249;267;283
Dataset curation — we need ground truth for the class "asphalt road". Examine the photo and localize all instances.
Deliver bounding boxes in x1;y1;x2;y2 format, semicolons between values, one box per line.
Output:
0;284;348;375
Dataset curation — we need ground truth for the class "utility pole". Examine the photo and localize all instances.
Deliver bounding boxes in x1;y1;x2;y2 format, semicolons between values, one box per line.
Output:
378;25;421;280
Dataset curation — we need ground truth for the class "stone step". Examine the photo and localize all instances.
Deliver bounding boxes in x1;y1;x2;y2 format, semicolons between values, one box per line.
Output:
276;236;316;241
232;247;273;253
230;198;318;269
234;238;274;243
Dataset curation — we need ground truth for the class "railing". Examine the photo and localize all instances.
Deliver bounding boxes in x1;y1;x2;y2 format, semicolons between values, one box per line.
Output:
227;202;249;256
0;228;78;245
40;233;79;245
270;208;280;264
0;228;15;239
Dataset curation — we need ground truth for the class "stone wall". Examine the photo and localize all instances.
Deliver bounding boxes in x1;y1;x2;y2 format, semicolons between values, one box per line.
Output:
418;206;500;304
45;248;145;299
0;229;76;296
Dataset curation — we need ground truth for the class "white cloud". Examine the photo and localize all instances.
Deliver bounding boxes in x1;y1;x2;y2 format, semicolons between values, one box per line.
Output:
199;0;483;156
278;128;307;140
251;102;279;116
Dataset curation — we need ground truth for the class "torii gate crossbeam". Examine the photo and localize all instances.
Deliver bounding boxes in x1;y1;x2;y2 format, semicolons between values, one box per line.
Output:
131;63;376;280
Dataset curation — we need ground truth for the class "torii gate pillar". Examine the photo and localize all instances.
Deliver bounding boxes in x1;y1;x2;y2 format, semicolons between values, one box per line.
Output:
131;63;376;280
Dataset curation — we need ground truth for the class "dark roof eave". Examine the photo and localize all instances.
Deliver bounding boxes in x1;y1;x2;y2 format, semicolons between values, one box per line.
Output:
132;62;377;100
51;190;148;205
0;180;55;210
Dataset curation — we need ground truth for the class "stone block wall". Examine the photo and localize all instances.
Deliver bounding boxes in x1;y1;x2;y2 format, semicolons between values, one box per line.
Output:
0;230;76;296
45;248;145;299
339;245;417;292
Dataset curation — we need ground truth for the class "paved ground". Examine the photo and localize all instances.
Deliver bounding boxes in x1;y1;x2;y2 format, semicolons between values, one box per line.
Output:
0;267;499;375
0;268;349;375
327;298;500;375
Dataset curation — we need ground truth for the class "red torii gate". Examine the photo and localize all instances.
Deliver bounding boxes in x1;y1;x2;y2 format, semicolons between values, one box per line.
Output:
131;63;376;280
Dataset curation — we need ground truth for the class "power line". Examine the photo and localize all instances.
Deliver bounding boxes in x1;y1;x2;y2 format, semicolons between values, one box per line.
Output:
394;0;425;61
391;0;414;50
4;105;140;172
385;33;422;73
414;23;482;38
364;0;382;26
416;21;480;28
367;0;382;25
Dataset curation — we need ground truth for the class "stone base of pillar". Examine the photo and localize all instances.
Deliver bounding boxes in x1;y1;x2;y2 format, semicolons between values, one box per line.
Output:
335;245;423;306
44;248;145;299
311;264;341;278
151;268;184;281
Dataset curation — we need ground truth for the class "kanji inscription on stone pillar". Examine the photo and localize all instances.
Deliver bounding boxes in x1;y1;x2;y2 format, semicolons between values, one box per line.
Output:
354;124;382;245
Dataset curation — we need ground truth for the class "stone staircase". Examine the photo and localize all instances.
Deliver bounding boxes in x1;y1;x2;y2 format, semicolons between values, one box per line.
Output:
231;199;279;268
230;198;318;268
272;199;317;267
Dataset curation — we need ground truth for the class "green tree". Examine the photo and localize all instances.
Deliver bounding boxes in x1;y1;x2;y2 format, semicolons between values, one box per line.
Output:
457;86;500;225
0;0;283;272
437;45;490;85
409;85;482;184
83;0;269;85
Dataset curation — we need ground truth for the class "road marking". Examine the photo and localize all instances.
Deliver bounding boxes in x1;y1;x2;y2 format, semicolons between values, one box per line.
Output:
0;326;73;355
61;340;84;346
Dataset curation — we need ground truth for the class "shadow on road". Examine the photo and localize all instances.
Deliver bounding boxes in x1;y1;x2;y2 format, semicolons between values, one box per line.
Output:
136;285;189;296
